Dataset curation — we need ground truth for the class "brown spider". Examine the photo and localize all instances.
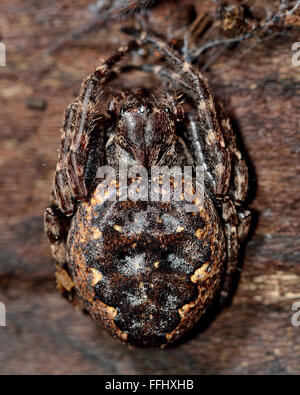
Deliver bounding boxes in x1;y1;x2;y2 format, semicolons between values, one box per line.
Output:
45;28;251;347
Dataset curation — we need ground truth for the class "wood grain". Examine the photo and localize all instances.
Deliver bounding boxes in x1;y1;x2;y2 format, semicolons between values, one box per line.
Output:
0;0;299;374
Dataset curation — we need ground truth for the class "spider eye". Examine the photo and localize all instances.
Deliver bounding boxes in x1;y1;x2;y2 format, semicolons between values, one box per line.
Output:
164;108;171;116
146;103;153;114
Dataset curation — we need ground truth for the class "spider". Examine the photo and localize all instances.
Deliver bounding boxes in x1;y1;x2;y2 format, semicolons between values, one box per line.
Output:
45;27;251;348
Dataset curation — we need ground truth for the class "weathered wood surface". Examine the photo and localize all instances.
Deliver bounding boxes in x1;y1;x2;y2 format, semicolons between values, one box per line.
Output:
0;0;300;374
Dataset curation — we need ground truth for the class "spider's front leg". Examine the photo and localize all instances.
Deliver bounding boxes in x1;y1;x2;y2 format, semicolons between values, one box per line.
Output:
53;41;137;216
53;100;107;215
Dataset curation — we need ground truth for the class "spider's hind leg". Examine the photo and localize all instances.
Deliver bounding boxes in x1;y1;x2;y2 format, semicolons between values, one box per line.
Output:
44;198;75;298
218;104;251;304
220;200;251;305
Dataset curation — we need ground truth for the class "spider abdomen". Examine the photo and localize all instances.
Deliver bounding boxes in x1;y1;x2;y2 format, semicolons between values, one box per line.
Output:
67;185;225;347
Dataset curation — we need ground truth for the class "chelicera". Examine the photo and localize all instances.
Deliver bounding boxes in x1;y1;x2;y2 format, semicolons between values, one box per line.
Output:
45;28;251;347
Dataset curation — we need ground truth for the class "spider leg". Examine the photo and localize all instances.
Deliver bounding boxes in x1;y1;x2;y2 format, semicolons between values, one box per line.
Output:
219;195;238;300
119;64;190;91
217;102;251;240
54;99;108;214
53;42;137;215
217;102;248;202
221;193;249;304
65;96;106;201
54;102;79;215
220;199;250;304
45;198;76;298
217;104;251;303
79;40;137;103
45;201;67;246
45;194;70;268
66;42;138;201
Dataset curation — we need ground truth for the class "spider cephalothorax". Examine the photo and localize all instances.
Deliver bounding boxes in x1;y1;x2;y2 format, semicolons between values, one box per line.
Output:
111;92;182;167
45;28;251;347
